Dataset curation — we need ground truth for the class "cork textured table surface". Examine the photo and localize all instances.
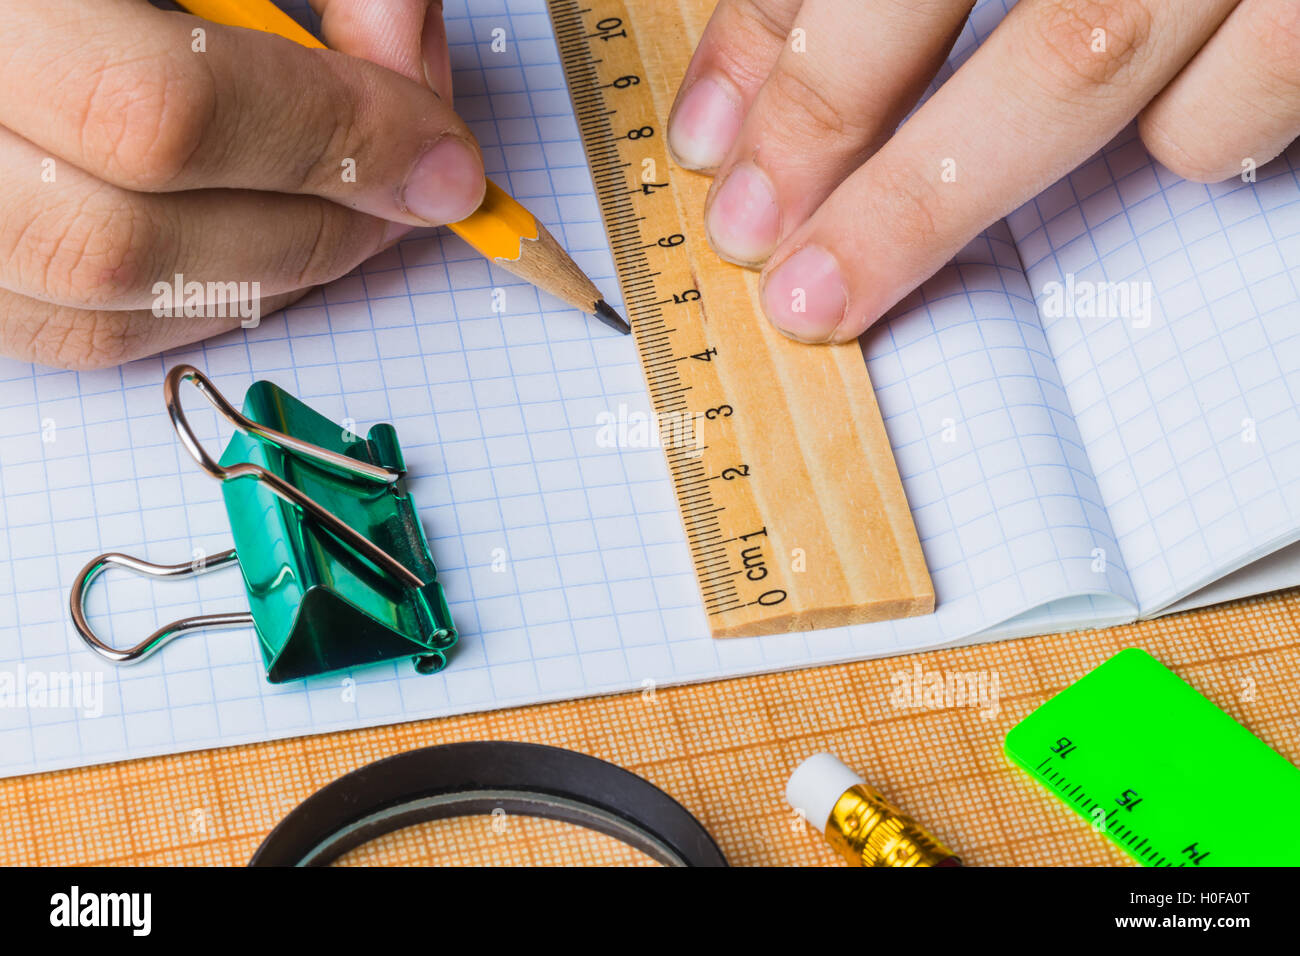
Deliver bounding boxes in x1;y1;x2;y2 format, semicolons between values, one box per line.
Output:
3;588;1296;866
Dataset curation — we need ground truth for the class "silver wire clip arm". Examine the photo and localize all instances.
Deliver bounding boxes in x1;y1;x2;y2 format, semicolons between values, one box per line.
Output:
69;549;252;665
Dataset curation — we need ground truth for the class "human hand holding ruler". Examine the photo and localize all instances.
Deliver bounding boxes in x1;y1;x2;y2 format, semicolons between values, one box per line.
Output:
546;0;933;637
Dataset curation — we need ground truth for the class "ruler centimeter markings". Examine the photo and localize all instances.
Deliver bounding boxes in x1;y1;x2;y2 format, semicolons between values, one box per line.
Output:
550;0;764;625
1034;755;1182;867
546;0;933;637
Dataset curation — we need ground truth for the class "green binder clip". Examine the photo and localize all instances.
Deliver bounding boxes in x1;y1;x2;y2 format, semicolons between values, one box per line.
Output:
70;365;457;682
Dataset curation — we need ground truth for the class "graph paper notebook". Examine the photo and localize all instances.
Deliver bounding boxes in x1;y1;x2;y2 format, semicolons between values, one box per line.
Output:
0;0;1296;775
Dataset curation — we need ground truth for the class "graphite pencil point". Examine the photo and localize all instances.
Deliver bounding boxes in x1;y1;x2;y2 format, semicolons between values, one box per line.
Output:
594;300;632;335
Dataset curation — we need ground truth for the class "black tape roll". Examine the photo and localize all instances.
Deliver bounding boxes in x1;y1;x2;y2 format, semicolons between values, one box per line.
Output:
250;740;727;866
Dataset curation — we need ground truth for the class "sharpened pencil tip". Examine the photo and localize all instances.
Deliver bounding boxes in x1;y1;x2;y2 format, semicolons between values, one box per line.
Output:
594;300;632;335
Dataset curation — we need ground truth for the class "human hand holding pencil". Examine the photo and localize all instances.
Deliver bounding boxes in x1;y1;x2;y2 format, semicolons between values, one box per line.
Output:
0;0;486;367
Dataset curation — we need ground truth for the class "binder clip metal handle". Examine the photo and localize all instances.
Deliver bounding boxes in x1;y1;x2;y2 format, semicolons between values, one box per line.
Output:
69;549;252;664
165;366;424;590
165;365;401;485
70;365;458;682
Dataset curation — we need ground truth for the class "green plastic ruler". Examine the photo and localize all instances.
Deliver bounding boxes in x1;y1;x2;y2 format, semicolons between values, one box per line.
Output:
1005;647;1300;866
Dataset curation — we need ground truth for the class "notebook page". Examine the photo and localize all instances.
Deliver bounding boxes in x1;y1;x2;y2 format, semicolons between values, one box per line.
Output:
0;0;1131;776
1008;129;1300;613
1162;539;1300;615
864;220;1136;639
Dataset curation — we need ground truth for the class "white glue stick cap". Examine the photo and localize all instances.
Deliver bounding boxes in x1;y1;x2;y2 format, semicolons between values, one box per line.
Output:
786;752;866;831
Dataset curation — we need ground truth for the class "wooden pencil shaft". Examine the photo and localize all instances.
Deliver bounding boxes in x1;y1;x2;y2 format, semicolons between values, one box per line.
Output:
495;223;605;314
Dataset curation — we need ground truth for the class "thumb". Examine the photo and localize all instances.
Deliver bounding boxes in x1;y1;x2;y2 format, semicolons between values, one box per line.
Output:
310;0;453;101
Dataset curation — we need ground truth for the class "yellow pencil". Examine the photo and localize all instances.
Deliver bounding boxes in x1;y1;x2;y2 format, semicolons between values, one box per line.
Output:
174;0;630;334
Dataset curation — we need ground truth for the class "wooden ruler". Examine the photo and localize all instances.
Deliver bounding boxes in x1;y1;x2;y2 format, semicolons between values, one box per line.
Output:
545;0;933;637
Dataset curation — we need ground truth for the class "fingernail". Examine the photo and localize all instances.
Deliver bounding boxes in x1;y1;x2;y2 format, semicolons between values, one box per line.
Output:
668;76;743;170
706;162;780;265
761;245;847;343
421;2;454;103
402;137;485;225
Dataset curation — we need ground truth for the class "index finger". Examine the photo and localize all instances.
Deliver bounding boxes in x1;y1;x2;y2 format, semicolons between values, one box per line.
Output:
667;0;803;171
309;0;453;100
